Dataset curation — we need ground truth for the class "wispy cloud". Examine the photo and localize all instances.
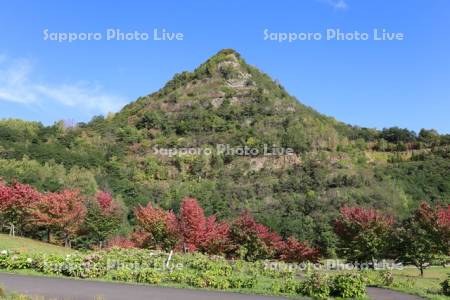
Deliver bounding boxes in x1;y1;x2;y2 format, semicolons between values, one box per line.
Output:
317;0;348;10
0;55;126;114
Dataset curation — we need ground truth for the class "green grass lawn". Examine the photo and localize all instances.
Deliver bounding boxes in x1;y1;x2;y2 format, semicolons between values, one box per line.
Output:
365;266;449;300
0;234;76;256
390;266;449;300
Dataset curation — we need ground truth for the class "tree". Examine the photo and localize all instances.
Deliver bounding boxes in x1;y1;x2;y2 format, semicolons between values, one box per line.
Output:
0;181;41;235
418;129;440;147
179;198;206;252
134;202;179;250
96;191;114;211
278;237;320;263
31;189;86;247
200;215;230;255
381;127;417;143
334;206;395;267
395;202;448;276
437;204;450;253
229;211;281;261
75;191;125;249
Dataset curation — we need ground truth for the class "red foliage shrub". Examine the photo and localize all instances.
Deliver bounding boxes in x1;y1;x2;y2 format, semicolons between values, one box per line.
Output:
415;202;450;254
201;215;230;254
0;180;13;211
278;237;320;263
0;181;41;211
179;197;206;252
134;202;180;250
334;206;394;239
96;191;113;211
106;236;136;249
229;211;284;260
438;204;450;228
0;181;42;232
31;189;86;246
334;205;395;263
131;229;151;247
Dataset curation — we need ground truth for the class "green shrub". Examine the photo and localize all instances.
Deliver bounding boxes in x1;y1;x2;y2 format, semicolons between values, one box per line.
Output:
299;272;330;300
441;277;450;296
167;270;190;284
228;275;256;289
280;278;301;294
34;254;66;275
187;274;207;288
330;273;366;298
202;272;230;289
136;268;163;284
187;255;232;276
110;269;135;282
360;270;382;286
270;280;282;294
381;271;394;286
0;253;33;270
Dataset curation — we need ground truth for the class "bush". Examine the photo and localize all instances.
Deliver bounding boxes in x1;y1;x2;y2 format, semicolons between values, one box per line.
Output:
167;270;190;284
330;273;366;298
299;272;330;300
228;275;257;289
280;278;301;294
441;277;450;296
381;271;394;286
270;281;282;294
110;269;135;282
136;268;163;284
0;252;33;270
187;274;207;288
202;272;230;289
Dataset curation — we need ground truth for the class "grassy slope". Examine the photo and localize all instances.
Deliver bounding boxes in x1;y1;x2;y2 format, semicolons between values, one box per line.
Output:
389;267;449;300
360;267;449;300
0;234;75;255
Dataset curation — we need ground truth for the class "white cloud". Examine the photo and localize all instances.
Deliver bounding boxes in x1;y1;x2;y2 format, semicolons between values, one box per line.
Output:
317;0;348;10
0;55;126;114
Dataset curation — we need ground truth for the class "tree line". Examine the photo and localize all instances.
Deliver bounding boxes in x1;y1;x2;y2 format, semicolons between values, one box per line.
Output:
1;180;448;274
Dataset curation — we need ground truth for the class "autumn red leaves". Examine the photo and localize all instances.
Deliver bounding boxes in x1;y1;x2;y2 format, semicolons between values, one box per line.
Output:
130;198;319;262
0;181;121;246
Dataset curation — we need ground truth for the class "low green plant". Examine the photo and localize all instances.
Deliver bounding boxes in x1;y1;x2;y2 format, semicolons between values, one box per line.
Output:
270;280;282;294
109;269;135;282
381;270;394;286
136;268;163;284
280;278;301;294
228;274;256;289
202;272;230;289
440;276;450;296
299;272;331;300
330;273;366;298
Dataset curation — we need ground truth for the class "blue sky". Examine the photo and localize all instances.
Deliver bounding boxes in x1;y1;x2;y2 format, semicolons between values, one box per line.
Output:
0;0;449;133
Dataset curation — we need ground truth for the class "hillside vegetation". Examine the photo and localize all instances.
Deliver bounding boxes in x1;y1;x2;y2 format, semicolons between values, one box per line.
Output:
0;49;449;255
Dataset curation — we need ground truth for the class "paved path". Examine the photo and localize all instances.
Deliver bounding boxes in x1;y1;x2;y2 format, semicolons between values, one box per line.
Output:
0;272;425;300
367;287;425;300
0;272;288;300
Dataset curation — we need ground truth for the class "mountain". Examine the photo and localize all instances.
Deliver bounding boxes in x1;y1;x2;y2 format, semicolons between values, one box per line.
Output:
115;49;346;150
0;49;449;255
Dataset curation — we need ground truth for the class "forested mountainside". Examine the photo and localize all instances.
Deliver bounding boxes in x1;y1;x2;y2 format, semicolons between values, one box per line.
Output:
1;49;449;255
